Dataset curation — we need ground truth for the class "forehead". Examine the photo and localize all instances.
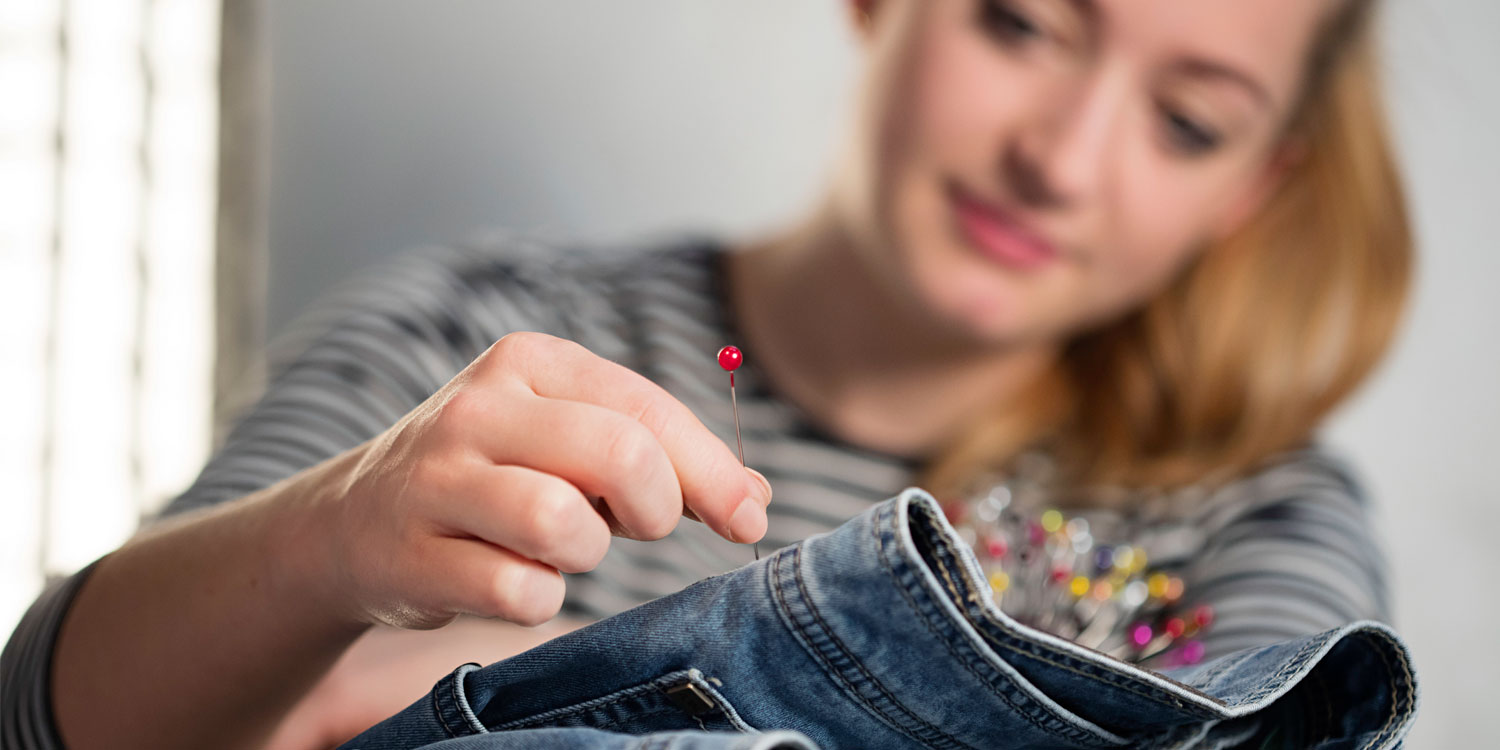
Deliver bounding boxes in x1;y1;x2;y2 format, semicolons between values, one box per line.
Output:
1101;0;1333;105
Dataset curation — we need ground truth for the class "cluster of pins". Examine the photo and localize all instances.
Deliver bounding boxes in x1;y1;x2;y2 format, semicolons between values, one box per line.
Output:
944;487;1213;667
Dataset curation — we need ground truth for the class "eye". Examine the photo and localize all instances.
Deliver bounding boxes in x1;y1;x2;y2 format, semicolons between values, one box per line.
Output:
977;0;1043;45
1161;108;1222;156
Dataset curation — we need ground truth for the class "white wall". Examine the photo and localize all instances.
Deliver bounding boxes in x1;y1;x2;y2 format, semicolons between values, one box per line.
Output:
1322;2;1500;746
266;0;858;335
266;1;1498;745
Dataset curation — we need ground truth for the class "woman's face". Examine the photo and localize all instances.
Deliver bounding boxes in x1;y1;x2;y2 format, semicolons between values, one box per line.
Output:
841;0;1331;344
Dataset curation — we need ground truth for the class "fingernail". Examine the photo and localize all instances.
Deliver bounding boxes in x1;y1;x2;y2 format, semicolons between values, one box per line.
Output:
745;467;772;506
729;497;766;544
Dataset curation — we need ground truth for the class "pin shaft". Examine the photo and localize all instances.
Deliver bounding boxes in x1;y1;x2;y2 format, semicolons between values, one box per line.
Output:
729;373;758;560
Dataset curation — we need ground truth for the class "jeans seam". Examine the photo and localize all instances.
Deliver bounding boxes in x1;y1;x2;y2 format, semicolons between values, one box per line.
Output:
433;668;477;738
1186;648;1262;693
433;685;459;738
977;602;1215;714
592;705;691;732
1233;636;1327;706
491;671;721;731
911;501;1220;718
789;546;976;749
876;509;1127;747
772;545;977;750
1357;631;1415;750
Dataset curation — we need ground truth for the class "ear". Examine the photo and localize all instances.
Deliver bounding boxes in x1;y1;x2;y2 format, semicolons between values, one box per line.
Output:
1209;137;1307;242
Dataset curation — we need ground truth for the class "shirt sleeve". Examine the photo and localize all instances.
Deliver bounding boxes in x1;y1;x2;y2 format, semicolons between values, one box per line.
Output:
1169;443;1392;662
163;241;570;518
0;240;570;750
1;562;100;750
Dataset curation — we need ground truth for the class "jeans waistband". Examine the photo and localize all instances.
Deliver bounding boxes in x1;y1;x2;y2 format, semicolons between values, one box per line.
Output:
774;487;1417;748
344;487;1418;750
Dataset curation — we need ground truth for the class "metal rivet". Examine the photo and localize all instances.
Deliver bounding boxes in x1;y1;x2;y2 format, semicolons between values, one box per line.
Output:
663;681;716;716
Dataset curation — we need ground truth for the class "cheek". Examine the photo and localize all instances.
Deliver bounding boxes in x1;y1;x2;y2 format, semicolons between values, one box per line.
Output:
912;50;1002;161
1114;191;1207;283
874;7;1026;198
1077;170;1231;325
862;12;1012;278
898;19;1045;181
877;17;1040;271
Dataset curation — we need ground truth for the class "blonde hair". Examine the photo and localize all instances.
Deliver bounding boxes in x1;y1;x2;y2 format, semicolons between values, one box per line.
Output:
921;0;1413;504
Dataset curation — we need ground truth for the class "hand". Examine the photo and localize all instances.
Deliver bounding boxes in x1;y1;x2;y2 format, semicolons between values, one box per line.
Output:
318;331;772;630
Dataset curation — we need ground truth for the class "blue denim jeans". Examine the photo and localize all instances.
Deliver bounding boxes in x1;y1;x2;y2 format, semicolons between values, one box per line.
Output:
339;488;1418;749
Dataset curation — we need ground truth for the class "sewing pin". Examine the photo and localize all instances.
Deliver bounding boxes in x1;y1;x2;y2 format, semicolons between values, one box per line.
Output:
717;345;757;560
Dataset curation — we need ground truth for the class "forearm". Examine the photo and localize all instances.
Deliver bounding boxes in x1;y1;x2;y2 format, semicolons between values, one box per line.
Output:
51;446;371;750
269;615;589;749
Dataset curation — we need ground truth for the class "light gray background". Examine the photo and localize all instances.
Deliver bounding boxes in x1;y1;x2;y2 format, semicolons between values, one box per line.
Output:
266;2;1498;745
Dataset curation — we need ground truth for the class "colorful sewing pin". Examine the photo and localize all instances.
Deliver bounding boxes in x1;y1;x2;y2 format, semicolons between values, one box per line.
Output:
953;485;1216;664
1131;623;1154;648
717;345;757;560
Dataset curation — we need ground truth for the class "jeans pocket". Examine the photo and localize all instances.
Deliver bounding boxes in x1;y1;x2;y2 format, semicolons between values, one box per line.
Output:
486;668;757;736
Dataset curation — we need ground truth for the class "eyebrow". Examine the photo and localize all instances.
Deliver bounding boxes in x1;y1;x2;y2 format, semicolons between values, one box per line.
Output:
1073;0;1277;111
1175;57;1275;110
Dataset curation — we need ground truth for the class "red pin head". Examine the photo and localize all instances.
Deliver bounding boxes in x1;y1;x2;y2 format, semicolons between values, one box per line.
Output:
717;345;743;372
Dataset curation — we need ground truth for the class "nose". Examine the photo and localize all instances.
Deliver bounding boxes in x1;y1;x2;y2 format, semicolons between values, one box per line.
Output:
1003;69;1122;210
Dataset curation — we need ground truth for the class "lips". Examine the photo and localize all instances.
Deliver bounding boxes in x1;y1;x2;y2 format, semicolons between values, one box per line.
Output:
947;182;1059;271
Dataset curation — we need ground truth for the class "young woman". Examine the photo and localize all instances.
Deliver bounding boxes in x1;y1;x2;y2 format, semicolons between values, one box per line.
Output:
2;0;1411;748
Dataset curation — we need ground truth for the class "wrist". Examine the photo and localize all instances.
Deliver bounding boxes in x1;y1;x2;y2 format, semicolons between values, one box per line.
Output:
259;444;374;634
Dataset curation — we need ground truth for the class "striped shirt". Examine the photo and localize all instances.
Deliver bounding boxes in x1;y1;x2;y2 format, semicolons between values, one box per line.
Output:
1;231;1390;749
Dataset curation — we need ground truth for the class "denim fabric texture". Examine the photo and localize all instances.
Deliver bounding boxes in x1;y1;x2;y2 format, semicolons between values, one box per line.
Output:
339;488;1418;750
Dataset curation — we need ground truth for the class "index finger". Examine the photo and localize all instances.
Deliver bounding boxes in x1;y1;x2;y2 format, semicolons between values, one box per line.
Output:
487;332;771;544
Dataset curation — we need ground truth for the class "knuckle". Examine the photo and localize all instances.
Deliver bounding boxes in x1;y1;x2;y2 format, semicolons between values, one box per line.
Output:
533;576;567;624
491;330;536;358
491;330;557;366
618;385;665;426
434;388;482;436
482;563;526;619
551;515;611;574
406;454;453;494
597;426;678;540
522;488;574;560
638;518;678;542
576;524;612;571
631;500;679;541
490;564;563;626
614;373;685;436
471;577;509;620
484;334;525;375
601;422;657;479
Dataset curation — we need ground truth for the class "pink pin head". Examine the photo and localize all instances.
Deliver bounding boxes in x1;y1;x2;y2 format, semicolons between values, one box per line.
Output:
1131;623;1154;647
1179;641;1206;665
1026;521;1046;546
717;345;743;372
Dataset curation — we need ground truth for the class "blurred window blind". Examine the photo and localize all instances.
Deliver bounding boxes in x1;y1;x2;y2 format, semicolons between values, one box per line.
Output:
0;0;220;634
